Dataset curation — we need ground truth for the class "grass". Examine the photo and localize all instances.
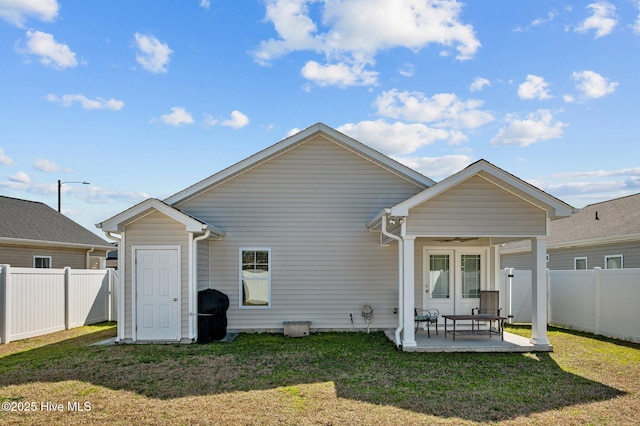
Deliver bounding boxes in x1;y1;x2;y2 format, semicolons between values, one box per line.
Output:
0;324;638;425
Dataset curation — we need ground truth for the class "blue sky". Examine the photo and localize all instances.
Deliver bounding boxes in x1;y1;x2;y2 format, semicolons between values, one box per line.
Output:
1;0;639;236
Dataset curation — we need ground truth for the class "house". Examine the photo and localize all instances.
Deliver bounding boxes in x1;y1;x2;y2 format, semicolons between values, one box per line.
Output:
97;123;573;350
0;196;113;269
501;193;640;270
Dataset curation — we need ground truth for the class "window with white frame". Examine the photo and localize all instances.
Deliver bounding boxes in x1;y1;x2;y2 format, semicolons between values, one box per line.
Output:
605;254;623;269
574;257;588;270
240;249;270;307
33;256;52;268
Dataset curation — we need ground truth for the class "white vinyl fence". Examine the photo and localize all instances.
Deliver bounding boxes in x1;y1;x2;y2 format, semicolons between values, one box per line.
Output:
0;265;118;344
501;267;640;343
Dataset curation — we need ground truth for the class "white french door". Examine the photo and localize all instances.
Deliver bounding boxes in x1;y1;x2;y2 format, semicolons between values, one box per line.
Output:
423;248;487;315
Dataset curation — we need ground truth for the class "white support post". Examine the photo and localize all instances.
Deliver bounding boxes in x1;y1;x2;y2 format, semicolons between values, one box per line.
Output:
530;237;550;345
401;236;416;348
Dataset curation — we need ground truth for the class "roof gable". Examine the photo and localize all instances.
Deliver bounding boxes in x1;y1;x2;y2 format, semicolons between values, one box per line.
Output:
97;198;225;236
389;159;574;218
164;123;435;206
0;196;112;249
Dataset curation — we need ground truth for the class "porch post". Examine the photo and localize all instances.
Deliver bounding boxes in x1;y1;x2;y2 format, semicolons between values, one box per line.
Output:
401;236;416;348
530;236;550;345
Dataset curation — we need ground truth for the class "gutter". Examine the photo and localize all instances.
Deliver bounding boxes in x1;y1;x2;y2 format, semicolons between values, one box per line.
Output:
381;210;404;348
85;247;95;269
102;231;122;343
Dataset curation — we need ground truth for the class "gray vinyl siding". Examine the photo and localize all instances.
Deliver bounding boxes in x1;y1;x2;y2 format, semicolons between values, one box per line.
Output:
123;211;191;340
407;176;547;236
500;252;535;270
0;245;106;269
197;239;210;291
178;134;426;331
548;242;640;270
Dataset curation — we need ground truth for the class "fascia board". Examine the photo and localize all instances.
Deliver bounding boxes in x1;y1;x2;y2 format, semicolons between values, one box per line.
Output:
165;123;435;206
0;237;113;251
98;199;208;233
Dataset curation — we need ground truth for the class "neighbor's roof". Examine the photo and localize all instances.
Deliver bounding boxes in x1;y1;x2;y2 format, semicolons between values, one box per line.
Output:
0;196;112;249
502;192;640;252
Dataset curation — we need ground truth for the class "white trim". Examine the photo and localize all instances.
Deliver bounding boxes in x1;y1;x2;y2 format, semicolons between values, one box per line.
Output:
605;254;624;269
574;256;588;270
33;255;52;268
165;123;434;206
132;245;182;342
389;160;573;219
0;237;112;251
239;248;272;309
117;233;125;342
98;198;225;236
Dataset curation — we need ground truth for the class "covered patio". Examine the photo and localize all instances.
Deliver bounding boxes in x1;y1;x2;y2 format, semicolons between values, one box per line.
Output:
384;327;552;353
368;160;574;352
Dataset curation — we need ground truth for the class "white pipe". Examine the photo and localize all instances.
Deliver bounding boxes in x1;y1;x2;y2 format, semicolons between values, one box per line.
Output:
103;231;122;342
381;212;404;348
191;229;211;342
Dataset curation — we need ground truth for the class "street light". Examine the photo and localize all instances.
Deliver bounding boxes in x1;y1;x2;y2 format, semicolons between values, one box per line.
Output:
58;179;90;212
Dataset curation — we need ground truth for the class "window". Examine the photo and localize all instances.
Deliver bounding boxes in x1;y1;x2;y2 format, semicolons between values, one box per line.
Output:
240;249;270;307
461;254;481;298
574;257;588;270
605;254;623;269
33;256;52;268
429;254;450;299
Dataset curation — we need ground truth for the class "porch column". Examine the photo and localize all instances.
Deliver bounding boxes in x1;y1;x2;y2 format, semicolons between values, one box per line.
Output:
401;236;416;348
530;236;550;345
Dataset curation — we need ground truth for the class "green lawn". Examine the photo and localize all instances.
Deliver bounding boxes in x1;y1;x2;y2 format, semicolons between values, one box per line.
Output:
0;324;638;425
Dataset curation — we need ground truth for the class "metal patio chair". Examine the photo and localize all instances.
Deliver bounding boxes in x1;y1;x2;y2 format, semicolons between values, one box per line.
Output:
414;308;439;338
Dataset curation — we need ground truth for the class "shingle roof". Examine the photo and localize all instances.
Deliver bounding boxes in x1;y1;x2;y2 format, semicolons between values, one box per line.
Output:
549;192;640;244
0;196;112;248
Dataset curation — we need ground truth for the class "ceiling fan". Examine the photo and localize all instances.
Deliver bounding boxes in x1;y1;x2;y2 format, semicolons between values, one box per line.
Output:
434;237;479;243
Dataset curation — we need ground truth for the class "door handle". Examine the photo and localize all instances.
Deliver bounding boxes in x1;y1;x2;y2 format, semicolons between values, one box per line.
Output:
173;298;178;302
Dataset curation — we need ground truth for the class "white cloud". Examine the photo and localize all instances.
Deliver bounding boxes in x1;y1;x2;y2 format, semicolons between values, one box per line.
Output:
0;148;15;165
134;33;173;73
575;2;617;38
338;120;450;156
33;158;69;172
375;89;494;131
221;110;250;129
398;63;415;78
159;107;194;126
571;70;618;98
254;0;480;87
517;75;552;100
531;10;558;27
301;60;378;87
469;77;490;92
0;0;58;27
46;93;125;110
19;30;77;70
9;171;30;183
392;154;473;180
199;0;210;10
490;110;566;147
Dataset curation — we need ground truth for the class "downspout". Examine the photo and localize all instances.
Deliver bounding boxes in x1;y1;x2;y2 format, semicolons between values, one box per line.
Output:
103;231;122;343
381;211;404;348
85;246;95;269
191;229;211;342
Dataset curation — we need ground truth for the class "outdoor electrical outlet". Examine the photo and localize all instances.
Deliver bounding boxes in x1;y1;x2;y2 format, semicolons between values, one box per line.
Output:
349;312;353;323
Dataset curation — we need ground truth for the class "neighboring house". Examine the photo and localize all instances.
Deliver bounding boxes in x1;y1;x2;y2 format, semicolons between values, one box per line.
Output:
0;196;113;269
501;193;640;270
97;123;573;349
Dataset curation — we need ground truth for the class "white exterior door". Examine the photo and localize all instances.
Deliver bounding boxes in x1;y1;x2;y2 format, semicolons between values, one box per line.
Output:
424;248;486;315
135;248;179;341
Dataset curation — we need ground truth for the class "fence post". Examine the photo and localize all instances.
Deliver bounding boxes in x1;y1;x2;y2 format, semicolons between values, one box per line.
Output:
107;269;113;323
594;267;601;336
1;265;12;344
64;266;71;330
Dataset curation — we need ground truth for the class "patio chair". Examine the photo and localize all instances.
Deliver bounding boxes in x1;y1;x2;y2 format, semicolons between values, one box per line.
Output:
414;308;439;338
472;290;501;316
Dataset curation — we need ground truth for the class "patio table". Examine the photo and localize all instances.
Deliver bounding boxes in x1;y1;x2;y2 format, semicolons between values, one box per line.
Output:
443;314;506;341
